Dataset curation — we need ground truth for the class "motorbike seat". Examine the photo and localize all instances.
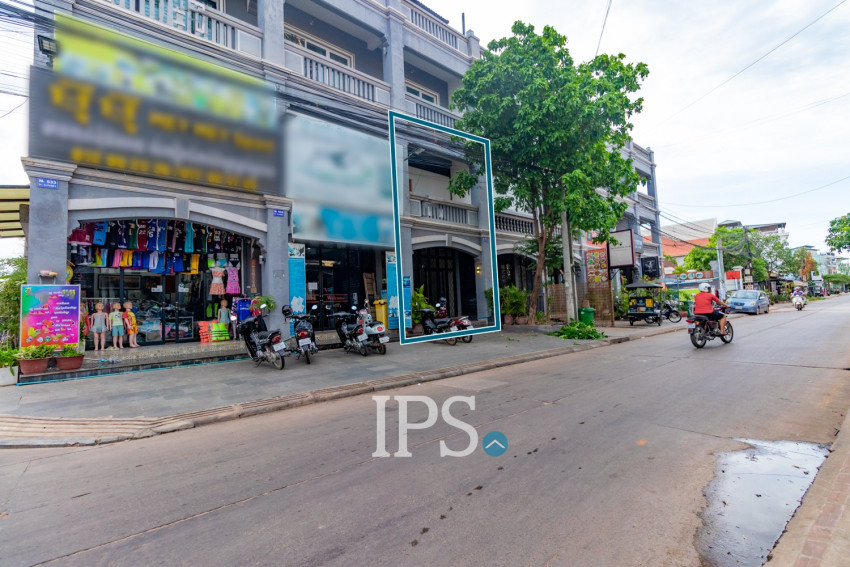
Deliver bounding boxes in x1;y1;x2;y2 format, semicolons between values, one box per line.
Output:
435;317;452;326
345;324;359;333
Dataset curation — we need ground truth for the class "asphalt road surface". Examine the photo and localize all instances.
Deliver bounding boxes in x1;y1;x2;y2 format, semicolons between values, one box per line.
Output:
3;296;849;566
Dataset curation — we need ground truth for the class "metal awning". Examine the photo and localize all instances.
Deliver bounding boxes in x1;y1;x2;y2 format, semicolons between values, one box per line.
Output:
0;185;28;238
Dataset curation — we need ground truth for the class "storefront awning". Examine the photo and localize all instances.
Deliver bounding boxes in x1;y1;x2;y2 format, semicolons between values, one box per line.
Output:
0;185;28;238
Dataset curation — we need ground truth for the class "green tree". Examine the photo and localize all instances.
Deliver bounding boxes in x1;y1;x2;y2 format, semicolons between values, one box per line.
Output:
749;232;797;277
826;213;850;252
0;257;27;347
449;22;648;316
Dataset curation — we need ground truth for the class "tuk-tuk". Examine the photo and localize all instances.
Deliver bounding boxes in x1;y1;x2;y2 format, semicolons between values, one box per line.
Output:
625;282;664;326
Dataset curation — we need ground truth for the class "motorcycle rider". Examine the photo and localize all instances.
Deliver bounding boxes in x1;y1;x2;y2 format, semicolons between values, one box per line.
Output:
792;286;805;308
694;282;729;335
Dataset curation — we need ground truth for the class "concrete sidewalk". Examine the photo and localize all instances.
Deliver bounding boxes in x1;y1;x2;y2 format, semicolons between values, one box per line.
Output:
0;318;684;446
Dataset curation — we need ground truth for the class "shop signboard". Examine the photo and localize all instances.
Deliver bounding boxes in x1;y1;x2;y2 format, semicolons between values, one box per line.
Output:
608;229;635;268
585;249;609;284
29;15;280;194
288;243;306;315
402;275;412;330
640;256;660;279
19;284;81;348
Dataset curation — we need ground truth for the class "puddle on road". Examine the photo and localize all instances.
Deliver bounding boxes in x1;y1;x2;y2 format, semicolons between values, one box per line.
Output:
697;439;829;566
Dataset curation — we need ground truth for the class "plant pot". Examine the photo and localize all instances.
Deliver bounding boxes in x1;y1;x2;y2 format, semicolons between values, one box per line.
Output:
515;316;529;325
55;354;85;371
410;324;424;336
503;315;515;326
17;357;50;375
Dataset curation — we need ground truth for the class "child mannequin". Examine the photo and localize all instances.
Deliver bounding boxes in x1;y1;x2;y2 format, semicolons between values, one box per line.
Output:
217;298;231;339
89;302;108;351
109;302;125;349
123;301;139;348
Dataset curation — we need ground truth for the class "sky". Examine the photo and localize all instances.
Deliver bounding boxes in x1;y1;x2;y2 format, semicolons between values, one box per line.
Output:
421;0;850;253
1;0;849;258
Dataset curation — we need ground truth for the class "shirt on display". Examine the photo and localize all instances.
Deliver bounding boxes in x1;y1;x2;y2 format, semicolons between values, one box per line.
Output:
136;219;148;250
117;221;129;249
106;221;119;247
156;219;168;251
128;221;139;250
174;221;186;253
93;222;108;246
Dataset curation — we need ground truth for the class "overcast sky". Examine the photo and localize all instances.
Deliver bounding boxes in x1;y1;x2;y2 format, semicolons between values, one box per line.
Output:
424;0;850;253
1;0;849;258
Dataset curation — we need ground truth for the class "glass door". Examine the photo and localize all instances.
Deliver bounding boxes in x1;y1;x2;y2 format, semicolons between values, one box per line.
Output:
137;274;166;345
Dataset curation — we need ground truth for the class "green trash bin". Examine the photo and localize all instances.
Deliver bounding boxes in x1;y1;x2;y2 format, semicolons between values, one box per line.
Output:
578;307;595;325
683;300;694;317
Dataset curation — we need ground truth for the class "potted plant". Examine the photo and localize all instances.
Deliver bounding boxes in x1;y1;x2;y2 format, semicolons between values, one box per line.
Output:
501;286;528;325
55;345;86;371
409;285;433;335
0;347;19;376
14;344;56;375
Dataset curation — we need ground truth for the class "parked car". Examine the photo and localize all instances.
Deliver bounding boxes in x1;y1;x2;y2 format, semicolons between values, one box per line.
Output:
727;289;770;315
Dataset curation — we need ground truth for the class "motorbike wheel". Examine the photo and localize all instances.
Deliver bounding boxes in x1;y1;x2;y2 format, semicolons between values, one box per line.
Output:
444;336;458;346
690;327;707;348
268;347;285;370
796;303;802;311
720;322;734;343
357;341;368;356
377;343;387;355
304;350;311;364
461;335;473;343
667;310;682;323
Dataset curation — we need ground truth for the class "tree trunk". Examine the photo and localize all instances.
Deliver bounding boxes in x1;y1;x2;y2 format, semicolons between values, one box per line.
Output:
529;211;547;319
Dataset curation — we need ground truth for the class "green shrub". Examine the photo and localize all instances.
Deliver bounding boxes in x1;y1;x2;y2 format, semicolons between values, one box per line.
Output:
500;285;529;317
769;293;790;304
0;347;18;374
410;285;434;325
548;320;607;340
14;344;57;360
57;345;81;357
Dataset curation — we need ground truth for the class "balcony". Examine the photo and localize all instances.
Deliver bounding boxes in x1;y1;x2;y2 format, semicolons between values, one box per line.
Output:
286;44;391;105
406;95;459;128
403;0;468;54
94;0;263;56
495;214;534;235
410;195;478;227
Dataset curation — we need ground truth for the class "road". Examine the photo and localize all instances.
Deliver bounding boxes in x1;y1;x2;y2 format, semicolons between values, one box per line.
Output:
2;296;849;566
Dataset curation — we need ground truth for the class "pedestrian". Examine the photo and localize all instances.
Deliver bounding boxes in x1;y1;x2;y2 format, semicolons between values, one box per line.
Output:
108;301;125;349
89;302;108;351
123;301;139;348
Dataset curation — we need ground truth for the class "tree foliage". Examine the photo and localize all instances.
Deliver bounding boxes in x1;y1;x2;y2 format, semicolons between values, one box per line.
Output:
826;213;850;253
0;257;27;347
449;21;648;316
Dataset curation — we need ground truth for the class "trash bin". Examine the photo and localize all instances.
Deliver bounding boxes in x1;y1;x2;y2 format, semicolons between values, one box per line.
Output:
683;300;694;317
578;307;595;325
373;299;388;325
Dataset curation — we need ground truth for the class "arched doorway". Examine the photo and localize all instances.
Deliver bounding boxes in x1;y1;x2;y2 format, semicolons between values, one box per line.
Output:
412;247;477;317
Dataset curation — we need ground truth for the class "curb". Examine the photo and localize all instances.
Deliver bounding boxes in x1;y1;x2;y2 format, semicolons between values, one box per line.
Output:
0;331;662;448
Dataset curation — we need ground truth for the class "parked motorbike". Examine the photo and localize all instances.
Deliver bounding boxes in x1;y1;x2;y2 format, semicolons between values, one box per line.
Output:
436;299;474;342
234;304;285;369
686;308;733;349
660;300;682;323
793;295;805;311
419;306;458;345
355;304;389;355
282;304;319;364
331;306;368;356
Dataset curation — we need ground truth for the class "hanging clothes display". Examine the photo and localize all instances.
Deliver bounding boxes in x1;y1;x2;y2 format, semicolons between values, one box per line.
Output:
209;264;226;296
225;266;241;295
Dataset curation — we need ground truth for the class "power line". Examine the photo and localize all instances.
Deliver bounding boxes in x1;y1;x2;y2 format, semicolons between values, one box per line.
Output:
0;96;27;119
594;0;613;58
665;174;850;207
656;0;849;126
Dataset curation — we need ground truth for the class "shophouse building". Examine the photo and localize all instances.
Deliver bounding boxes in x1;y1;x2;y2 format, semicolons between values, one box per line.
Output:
24;0;492;343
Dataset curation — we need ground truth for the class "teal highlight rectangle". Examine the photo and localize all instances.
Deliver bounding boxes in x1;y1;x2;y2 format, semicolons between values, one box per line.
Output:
388;110;501;345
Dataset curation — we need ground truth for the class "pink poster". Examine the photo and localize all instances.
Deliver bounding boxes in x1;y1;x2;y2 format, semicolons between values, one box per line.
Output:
19;285;81;348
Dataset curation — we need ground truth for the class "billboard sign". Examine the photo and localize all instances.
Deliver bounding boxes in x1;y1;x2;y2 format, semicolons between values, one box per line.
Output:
20;285;81;348
608;229;636;268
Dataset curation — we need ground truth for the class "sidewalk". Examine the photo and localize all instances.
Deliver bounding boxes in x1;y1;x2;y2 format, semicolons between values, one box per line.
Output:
0;318;684;447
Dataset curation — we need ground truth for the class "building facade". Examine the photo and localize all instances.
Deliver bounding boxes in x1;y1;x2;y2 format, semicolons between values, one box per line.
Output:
26;0;490;342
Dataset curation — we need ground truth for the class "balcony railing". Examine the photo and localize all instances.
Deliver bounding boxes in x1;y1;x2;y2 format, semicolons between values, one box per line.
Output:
410;196;477;226
404;0;468;54
288;44;390;105
406;95;459;128
495;214;534;235
96;0;263;56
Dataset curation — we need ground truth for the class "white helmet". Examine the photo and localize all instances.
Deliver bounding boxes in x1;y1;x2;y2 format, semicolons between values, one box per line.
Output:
698;283;711;293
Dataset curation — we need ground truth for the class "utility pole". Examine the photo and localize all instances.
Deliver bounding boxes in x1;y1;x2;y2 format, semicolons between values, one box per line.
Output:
742;226;754;289
561;211;578;321
716;237;726;300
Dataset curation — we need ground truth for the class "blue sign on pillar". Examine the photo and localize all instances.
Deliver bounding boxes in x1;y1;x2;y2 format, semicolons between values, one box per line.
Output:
402;275;412;330
288;243;306;336
386;251;399;330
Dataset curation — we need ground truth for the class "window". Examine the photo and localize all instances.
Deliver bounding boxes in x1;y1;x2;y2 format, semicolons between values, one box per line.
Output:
285;28;354;67
405;82;439;105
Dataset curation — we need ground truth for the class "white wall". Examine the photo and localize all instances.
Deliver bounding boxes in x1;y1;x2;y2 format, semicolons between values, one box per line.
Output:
409;165;472;205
